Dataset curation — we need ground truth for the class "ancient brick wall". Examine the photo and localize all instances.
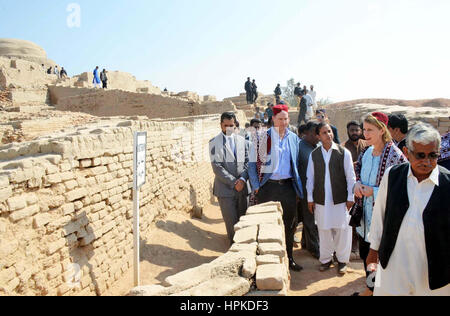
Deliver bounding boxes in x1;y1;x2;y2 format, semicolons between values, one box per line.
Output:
130;202;290;296
324;103;450;143
0;116;221;296
51;89;237;121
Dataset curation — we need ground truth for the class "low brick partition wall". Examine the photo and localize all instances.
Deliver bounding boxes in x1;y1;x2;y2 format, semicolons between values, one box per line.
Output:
0;116;221;296
50;88;237;121
130;202;290;296
324;103;450;143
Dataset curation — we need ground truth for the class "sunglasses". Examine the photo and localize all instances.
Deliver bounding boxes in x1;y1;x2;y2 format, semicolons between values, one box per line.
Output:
409;150;440;160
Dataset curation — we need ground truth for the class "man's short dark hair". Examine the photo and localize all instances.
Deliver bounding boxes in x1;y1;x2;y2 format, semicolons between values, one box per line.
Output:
305;121;319;132
388;114;409;134
298;124;307;136
316;122;329;135
347;120;361;130
245;123;251;128
221;112;236;123
250;119;261;126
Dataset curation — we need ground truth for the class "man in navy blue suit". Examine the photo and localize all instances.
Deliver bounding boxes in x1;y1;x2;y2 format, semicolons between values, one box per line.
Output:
249;103;304;272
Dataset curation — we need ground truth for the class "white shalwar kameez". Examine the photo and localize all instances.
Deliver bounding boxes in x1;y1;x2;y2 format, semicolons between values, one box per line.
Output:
369;166;450;296
307;143;356;264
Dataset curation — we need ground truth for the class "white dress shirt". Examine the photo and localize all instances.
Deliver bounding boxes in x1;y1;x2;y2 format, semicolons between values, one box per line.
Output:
224;134;236;156
370;166;450;296
306;143;356;230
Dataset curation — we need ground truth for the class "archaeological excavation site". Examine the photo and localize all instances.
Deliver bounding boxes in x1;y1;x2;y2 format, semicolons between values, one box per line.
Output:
0;39;449;297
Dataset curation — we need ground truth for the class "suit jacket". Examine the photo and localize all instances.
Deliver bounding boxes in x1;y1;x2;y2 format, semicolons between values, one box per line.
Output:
249;128;304;199
209;133;250;198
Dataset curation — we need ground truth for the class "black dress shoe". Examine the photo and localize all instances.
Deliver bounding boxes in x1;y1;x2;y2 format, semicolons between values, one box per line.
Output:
289;258;303;272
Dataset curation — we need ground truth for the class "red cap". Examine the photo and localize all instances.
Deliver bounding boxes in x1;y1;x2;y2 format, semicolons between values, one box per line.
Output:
372;112;389;126
273;104;289;117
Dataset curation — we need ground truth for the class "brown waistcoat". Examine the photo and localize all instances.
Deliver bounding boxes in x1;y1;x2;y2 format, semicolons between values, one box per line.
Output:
311;145;348;205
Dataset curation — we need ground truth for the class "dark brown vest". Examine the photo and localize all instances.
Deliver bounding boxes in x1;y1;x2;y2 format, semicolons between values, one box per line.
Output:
379;163;450;291
311;145;348;205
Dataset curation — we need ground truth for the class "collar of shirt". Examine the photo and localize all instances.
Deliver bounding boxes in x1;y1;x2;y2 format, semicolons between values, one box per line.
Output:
407;165;440;187
271;127;289;141
321;142;339;155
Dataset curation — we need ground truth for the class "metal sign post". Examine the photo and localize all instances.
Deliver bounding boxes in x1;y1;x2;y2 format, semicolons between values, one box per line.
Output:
133;131;147;287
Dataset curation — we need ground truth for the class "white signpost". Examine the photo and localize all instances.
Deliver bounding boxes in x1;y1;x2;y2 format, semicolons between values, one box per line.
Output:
133;132;147;287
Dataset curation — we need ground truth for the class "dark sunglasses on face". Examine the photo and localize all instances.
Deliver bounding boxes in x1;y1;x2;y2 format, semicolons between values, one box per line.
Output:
409;150;440;160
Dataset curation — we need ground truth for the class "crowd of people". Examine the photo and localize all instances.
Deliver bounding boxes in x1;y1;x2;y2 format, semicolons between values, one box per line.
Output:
44;65;109;89
209;95;449;296
44;64;68;79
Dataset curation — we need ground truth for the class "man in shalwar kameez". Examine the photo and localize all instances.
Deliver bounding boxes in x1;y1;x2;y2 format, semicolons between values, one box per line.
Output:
367;123;450;296
307;123;356;274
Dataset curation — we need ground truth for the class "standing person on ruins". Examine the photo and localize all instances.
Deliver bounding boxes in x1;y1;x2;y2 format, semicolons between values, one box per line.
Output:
367;123;450;296
60;67;68;79
54;65;60;79
388;114;409;153
296;121;320;258
307;123;356;274
251;80;258;104
249;104;304;272
298;92;309;125
93;66;101;88
294;83;303;109
274;84;282;104
209;112;250;245
308;85;317;110
100;69;108;89
245;77;252;105
350;112;407;296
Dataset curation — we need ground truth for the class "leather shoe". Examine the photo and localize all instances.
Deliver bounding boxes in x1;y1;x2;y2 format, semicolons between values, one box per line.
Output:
289;258;303;272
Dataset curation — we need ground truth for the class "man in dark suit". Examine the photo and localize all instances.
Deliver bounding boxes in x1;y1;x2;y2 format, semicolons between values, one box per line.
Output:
210;112;250;245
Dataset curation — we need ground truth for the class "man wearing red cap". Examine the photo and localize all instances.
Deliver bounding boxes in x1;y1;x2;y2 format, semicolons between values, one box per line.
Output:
249;104;305;271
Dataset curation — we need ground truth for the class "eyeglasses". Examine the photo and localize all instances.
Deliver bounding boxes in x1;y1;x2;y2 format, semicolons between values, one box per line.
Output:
409;150;440;160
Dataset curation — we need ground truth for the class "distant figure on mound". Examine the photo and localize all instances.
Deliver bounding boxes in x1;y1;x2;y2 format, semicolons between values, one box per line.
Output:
60;67;68;79
245;77;252;105
294;83;303;108
100;69;108;89
274;84;282;104
252;80;258;104
93;66;101;88
54;65;60;79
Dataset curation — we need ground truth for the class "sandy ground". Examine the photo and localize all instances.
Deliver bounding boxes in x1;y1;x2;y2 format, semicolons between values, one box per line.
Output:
105;203;366;296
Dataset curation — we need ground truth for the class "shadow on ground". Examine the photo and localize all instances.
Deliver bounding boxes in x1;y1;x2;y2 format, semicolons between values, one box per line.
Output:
154;220;229;253
139;239;221;283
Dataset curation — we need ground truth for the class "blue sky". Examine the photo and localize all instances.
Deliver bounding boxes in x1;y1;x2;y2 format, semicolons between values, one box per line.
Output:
1;0;449;102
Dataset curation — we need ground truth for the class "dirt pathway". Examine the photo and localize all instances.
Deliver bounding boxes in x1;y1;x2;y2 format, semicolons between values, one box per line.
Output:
105;203;366;296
